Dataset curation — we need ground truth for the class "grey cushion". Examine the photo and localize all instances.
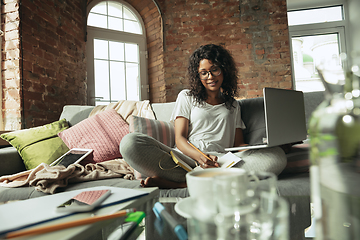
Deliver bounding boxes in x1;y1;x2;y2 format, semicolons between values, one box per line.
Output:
303;91;325;129
151;102;176;121
0;147;26;177
238;97;266;145
59;105;95;127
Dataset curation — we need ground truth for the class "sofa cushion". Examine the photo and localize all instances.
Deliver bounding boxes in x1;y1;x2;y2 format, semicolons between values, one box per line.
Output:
58;109;129;163
129;115;175;147
238;97;266;145
0;119;70;170
0;147;27;177
0;131;12;147
151;102;176;121
303;91;324;129
59;105;95;127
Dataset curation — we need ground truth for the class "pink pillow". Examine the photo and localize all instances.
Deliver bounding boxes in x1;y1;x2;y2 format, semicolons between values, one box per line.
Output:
58;109;129;163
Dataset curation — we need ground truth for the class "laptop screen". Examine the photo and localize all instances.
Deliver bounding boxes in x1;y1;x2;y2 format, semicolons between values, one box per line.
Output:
263;88;307;146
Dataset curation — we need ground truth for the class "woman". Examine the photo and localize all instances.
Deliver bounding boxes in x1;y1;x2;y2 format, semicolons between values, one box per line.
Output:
120;44;286;188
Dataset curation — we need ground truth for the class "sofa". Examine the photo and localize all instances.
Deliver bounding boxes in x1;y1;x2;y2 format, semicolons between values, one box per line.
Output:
0;90;325;239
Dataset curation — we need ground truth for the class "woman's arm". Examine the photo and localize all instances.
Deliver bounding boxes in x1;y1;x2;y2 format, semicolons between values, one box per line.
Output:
233;128;247;147
174;116;218;167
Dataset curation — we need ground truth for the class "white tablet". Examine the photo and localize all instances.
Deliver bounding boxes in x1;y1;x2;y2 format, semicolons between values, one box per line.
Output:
50;148;93;167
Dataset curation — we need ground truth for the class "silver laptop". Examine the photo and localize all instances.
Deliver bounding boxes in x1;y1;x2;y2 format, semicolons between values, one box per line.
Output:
225;87;307;152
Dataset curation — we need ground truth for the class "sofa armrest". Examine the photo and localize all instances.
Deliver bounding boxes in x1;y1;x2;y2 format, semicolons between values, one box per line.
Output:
0;147;26;177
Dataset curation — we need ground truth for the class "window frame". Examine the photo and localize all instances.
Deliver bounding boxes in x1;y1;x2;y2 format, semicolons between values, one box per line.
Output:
86;0;148;106
287;5;344;26
287;2;350;91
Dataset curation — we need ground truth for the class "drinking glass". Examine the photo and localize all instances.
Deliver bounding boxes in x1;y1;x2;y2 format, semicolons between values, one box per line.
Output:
214;192;289;240
213;170;259;216
245;192;289;240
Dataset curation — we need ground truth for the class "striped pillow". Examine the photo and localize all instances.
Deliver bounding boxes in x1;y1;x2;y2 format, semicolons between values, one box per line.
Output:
129;115;175;147
282;143;310;175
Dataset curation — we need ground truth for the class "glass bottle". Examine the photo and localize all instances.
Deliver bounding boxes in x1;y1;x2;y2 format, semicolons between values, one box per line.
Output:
309;55;360;240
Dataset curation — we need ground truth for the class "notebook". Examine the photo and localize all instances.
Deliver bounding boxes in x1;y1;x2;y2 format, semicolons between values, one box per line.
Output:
225;87;307;152
170;151;243;171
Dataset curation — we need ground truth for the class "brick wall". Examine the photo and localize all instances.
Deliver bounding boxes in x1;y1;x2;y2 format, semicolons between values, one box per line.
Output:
1;0;87;130
21;0;87;128
157;0;292;101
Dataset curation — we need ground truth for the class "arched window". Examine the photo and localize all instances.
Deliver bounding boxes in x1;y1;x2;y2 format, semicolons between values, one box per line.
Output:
86;0;148;105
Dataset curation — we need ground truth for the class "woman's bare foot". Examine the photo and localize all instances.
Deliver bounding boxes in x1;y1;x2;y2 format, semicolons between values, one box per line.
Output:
140;176;186;189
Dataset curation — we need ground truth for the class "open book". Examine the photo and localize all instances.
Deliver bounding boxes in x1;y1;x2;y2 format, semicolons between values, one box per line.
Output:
170;151;243;172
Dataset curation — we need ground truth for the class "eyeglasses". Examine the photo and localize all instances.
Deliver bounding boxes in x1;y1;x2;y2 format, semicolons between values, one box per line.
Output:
198;67;222;80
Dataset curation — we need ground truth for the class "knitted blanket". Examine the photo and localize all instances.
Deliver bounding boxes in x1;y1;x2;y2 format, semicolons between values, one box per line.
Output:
89;100;155;123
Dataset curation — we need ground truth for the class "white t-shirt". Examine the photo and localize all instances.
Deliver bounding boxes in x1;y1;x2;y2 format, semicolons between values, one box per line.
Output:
170;89;246;154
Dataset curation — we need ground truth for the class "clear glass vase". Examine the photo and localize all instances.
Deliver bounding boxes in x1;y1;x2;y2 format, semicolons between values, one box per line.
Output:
309;55;360;240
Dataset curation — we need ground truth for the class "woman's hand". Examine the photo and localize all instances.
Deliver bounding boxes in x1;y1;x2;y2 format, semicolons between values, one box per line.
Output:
199;154;219;168
174;117;219;168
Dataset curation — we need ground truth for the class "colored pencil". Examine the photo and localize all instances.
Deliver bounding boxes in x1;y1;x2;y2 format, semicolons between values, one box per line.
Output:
187;141;213;162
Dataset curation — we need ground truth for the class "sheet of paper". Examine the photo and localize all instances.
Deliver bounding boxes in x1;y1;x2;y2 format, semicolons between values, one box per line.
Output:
218;152;243;168
0;186;148;235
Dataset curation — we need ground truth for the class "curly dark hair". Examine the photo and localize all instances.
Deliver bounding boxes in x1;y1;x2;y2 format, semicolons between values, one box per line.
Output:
187;44;238;109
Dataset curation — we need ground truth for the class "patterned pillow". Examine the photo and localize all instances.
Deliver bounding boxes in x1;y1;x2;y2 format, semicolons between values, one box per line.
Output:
58;109;129;163
129;115;175;147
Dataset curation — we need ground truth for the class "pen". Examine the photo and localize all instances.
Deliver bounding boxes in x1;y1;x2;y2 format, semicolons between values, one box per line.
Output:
5;208;136;239
187;141;213;162
153;202;188;240
118;211;145;240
